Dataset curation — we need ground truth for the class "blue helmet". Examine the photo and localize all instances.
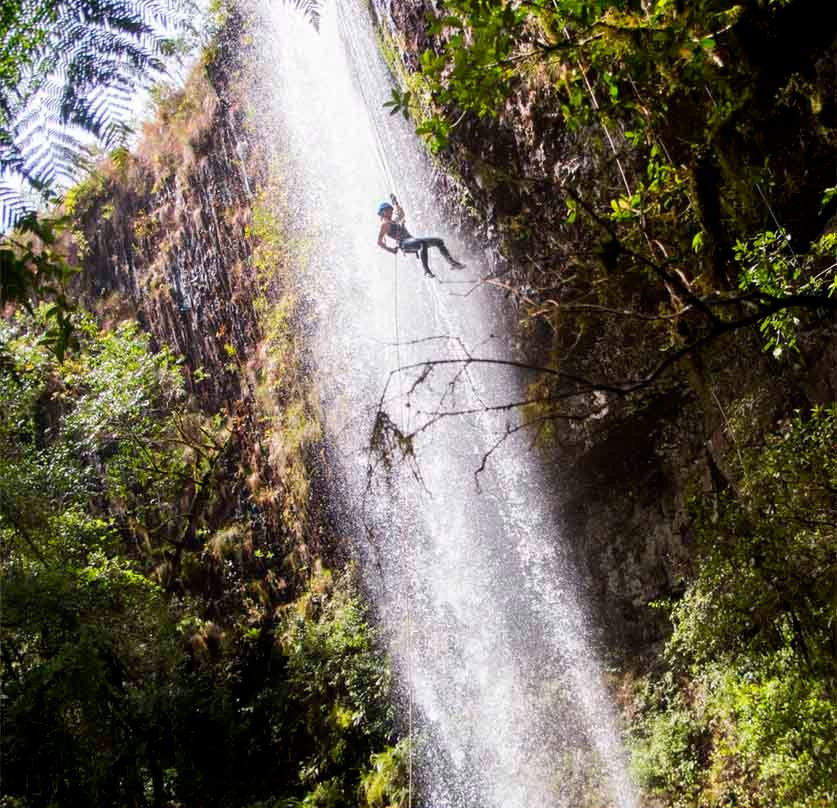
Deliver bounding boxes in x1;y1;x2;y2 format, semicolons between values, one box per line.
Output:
377;201;393;216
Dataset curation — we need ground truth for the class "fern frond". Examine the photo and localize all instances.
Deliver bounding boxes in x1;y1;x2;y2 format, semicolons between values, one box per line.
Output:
285;0;322;32
0;183;32;231
0;0;184;228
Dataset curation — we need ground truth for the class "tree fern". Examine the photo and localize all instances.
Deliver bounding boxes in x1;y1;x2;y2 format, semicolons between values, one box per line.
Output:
287;0;321;31
0;0;325;229
0;0;178;229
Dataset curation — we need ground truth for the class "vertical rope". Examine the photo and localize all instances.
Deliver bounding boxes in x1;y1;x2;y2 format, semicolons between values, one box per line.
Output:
338;2;414;790
392;250;414;808
755;181;798;260
703;84;797;263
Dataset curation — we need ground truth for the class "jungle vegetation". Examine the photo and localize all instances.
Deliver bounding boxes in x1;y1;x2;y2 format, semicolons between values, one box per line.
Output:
0;307;406;808
1;1;835;807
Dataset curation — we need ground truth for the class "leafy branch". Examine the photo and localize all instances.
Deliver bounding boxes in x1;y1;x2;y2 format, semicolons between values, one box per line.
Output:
1;213;79;359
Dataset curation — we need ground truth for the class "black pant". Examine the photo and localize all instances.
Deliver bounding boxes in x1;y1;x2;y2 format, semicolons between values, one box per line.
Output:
400;237;456;272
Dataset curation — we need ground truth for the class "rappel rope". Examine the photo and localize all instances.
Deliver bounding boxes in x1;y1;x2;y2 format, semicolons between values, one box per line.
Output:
392;248;415;808
700;85;797;263
345;18;416;800
372;102;416;808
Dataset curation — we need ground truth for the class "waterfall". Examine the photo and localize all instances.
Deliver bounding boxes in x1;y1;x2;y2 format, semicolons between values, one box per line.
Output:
245;2;640;806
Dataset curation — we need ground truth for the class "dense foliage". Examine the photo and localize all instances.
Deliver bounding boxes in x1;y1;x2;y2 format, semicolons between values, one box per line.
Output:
0;311;404;808
631;406;836;807
0;212;78;358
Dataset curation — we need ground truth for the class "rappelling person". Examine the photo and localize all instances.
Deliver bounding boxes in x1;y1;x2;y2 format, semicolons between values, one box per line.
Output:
376;194;465;278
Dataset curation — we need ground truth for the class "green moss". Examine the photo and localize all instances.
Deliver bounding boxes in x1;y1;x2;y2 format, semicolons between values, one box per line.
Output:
63;170;109;218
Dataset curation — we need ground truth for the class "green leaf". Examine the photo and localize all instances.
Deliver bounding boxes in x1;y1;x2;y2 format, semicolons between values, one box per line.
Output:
819;186;837;212
691;232;705;253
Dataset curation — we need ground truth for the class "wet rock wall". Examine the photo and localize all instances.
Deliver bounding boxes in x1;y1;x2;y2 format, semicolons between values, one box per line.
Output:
371;0;837;654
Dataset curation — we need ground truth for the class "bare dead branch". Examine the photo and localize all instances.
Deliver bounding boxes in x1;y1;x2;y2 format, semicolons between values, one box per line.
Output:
473;405;606;486
531;301;695;321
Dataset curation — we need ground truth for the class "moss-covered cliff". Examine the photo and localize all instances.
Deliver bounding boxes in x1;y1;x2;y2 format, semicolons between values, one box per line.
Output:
373;0;837;647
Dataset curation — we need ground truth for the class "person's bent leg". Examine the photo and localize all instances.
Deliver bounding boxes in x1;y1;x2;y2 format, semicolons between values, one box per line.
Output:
419;243;434;276
428;237;465;268
400;238;435;277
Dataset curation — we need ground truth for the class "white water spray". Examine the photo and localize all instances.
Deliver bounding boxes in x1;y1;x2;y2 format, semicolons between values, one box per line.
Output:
246;2;640;806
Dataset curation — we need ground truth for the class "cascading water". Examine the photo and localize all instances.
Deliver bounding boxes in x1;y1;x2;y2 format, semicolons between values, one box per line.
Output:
246;2;640;806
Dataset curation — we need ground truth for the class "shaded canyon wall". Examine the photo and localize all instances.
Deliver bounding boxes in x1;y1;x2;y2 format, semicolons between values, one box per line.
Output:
370;0;837;653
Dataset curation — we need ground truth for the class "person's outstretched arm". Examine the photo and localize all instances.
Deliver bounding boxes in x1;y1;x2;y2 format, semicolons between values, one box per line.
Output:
391;194;405;224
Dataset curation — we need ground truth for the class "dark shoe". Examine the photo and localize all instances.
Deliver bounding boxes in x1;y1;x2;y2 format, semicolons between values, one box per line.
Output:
449;259;466;269
424;268;436;278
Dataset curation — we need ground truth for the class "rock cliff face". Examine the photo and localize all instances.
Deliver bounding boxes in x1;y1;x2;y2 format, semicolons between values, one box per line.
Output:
71;49;258;415
68;19;340;578
371;0;837;654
